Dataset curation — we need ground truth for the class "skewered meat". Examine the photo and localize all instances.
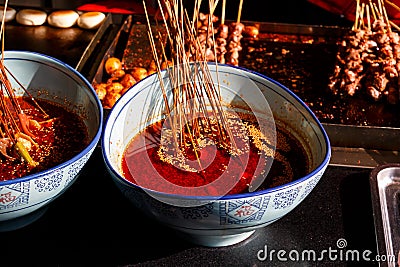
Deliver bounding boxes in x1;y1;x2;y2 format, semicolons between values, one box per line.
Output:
0;138;14;160
94;83;107;101
328;11;400;104
196;12;219;62
215;24;228;63
226;22;244;66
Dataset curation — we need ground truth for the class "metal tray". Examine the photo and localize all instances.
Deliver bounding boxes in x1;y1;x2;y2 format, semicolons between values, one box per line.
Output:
370;164;400;267
3;10;97;70
1;8;131;80
76;13;132;80
239;21;400;151
89;19;400;166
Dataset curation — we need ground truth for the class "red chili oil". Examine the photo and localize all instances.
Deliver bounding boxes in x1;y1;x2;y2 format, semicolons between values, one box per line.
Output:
121;118;309;196
0;97;89;181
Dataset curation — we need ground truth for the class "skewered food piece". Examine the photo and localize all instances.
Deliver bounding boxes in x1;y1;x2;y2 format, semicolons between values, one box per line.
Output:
243;25;259;38
194;12;219;61
105;57;123;75
328;0;400;104
215;23;228;63
95;57;166;108
131;67;148;81
226;22;244;66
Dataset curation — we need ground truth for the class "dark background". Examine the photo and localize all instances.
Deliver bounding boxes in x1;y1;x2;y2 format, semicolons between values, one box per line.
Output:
191;0;352;27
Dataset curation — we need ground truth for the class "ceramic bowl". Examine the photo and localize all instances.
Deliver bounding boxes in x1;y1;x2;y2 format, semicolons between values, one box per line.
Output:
0;51;103;229
102;63;331;247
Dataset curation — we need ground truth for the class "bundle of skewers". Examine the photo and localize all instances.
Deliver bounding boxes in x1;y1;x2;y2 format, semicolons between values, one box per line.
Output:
146;0;241;168
184;0;246;66
0;64;39;168
328;0;400;104
143;0;272;179
0;1;49;169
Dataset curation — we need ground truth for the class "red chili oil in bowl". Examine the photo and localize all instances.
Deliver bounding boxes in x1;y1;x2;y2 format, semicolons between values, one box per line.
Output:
0;96;89;181
121;117;309;196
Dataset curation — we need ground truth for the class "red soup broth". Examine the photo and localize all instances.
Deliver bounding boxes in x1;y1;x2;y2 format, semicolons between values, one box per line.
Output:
121;118;309;196
0;97;89;181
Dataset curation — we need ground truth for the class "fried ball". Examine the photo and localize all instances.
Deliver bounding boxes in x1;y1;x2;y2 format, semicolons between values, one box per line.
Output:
160;60;173;70
149;60;158;72
131;67;148;81
147;68;157;76
120;73;136;89
104;92;121;108
243;26;259;38
111;69;125;79
94;83;107;100
106;82;124;94
105;57;122;75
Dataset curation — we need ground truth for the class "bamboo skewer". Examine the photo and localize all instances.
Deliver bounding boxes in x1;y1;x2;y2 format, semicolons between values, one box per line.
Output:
390;20;400;31
369;0;377;21
353;0;360;30
0;0;44;167
237;0;243;24
221;0;226;25
352;0;400;33
143;0;245;172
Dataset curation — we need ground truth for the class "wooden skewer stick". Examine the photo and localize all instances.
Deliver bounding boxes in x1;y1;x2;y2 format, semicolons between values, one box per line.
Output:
385;0;400;12
372;2;381;17
385;0;400;31
369;0;377;21
237;0;243;24
221;0;226;25
378;0;383;16
380;0;391;32
359;3;365;29
390;20;400;31
210;0;220;15
353;0;360;30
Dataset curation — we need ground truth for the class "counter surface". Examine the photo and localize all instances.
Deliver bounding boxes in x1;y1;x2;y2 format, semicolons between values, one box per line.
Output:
0;149;379;266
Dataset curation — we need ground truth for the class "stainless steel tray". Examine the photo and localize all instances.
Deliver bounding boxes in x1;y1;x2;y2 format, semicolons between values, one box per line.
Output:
78;14;132;81
370;164;400;266
239;21;400;150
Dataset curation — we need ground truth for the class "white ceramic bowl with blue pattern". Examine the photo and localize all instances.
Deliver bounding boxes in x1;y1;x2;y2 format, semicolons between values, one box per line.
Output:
0;51;103;229
102;63;330;247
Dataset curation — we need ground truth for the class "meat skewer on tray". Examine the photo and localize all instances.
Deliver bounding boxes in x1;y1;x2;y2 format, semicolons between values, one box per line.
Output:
328;0;400;104
197;0;245;66
197;12;218;62
214;0;228;64
225;0;244;66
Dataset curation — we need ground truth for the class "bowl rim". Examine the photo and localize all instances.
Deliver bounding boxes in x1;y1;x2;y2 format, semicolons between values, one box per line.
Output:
102;63;331;200
0;50;103;186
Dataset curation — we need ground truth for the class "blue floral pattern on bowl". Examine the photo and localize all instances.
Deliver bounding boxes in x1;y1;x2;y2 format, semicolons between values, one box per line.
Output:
0;51;102;224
